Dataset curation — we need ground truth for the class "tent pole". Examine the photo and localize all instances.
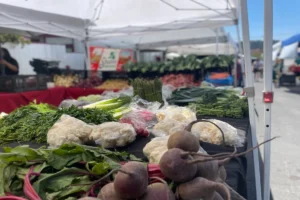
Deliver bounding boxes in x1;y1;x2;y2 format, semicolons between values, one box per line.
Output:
263;0;273;199
216;28;219;56
240;1;262;200
236;24;245;85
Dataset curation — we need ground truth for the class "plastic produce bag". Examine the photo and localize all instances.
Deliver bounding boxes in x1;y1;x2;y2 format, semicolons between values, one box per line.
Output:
59;99;89;108
120;109;156;137
191;119;245;147
47;114;93;147
151;119;186;137
156;106;197;124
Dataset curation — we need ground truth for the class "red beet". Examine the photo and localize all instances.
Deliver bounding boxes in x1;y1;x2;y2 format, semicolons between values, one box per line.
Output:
114;162;148;199
98;183;121;200
140;183;175;200
159;148;197;183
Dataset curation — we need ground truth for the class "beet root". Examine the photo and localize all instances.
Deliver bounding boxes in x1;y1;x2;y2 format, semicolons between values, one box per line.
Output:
114;161;148;199
98;183;121;200
140;182;176;200
167;130;200;152
159;148;197;183
176;177;230;200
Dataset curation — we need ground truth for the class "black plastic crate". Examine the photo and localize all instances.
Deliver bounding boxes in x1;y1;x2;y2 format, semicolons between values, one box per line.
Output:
0;75;51;93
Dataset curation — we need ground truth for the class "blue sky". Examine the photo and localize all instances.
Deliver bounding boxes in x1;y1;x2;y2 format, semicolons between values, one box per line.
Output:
226;0;300;41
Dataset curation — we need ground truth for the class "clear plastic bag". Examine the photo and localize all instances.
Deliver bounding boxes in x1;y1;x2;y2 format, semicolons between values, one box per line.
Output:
151;119;186;137
156;106;197;124
190;119;246;147
120;98;158;137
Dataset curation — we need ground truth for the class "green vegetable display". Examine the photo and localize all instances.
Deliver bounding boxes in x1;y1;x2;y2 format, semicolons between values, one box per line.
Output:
190;95;248;118
168;87;237;104
0;103;115;145
123;55;200;74
132;78;163;103
0;143;139;199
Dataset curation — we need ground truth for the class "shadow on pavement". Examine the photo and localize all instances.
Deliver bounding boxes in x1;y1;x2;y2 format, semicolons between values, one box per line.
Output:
284;86;300;94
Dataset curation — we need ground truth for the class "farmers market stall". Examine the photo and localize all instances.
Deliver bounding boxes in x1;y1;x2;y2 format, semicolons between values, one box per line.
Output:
0;0;276;200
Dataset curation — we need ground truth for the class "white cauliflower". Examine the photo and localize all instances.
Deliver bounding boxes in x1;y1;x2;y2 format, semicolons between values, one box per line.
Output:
47;115;93;147
191;119;245;147
90;122;136;148
156;106;196;124
143;137;169;164
143;136;208;164
152;119;186;137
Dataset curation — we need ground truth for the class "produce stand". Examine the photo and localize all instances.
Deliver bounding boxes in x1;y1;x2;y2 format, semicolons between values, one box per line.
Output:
0;0;276;199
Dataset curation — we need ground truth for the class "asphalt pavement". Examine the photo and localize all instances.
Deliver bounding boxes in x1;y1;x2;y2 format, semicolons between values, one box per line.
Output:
254;82;300;200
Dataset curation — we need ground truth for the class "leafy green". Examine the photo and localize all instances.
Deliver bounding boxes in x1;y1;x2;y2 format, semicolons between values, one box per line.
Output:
0;104;114;144
0;143;140;198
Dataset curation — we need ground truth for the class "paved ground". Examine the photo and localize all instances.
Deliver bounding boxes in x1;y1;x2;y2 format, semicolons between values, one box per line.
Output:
254;82;300;200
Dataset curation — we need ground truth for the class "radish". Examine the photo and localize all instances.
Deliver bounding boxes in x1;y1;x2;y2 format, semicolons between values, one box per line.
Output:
159;148;197;183
113;162;148;199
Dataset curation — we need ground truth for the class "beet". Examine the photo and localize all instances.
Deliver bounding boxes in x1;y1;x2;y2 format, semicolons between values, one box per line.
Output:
192;154;228;181
213;192;224;200
98;183;121;200
114;161;148;199
176;177;230;200
167;130;200;152
218;166;227;181
159;148;197;183
140;183;176;200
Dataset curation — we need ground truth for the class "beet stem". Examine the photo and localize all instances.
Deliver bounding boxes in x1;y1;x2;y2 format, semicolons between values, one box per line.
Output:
149;176;167;185
188;137;278;164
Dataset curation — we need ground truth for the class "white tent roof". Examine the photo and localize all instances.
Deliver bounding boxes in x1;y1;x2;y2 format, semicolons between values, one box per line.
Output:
88;27;228;49
0;0;238;41
0;1;91;39
166;43;236;55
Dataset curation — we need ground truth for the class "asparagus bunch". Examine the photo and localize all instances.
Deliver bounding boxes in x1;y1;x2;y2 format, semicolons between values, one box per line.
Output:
132;78;163;103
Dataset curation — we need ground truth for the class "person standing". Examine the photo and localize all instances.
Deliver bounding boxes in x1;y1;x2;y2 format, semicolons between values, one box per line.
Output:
0;48;19;75
253;58;262;82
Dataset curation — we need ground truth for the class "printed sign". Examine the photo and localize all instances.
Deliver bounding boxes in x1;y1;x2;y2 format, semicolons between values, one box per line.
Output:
89;46;134;71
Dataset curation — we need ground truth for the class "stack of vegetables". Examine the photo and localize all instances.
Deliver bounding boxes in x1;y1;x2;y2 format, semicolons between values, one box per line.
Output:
0;97;131;145
168;87;238;104
190;94;248;118
201;55;234;69
160;73;200;88
54;74;80;87
73;76;102;88
123;55;200;75
96;79;129;90
132;78;163;103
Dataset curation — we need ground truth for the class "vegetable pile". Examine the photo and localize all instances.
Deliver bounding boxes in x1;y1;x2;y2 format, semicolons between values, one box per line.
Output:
0;103;114;144
160;73;200;88
190;95;248;118
0;143;139;199
73;76;102;88
124;55;200;75
132;78;163;103
96;79;129;90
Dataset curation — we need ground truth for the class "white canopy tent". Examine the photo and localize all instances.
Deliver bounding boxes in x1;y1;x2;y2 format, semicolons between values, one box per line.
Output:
165;43;237;55
0;1;275;199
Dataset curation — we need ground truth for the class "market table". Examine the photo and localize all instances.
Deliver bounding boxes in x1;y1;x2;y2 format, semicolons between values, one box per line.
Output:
0;116;266;200
0;87;109;113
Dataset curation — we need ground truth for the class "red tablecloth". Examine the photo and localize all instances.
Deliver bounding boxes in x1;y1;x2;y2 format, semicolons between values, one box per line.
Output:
0;87;107;113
